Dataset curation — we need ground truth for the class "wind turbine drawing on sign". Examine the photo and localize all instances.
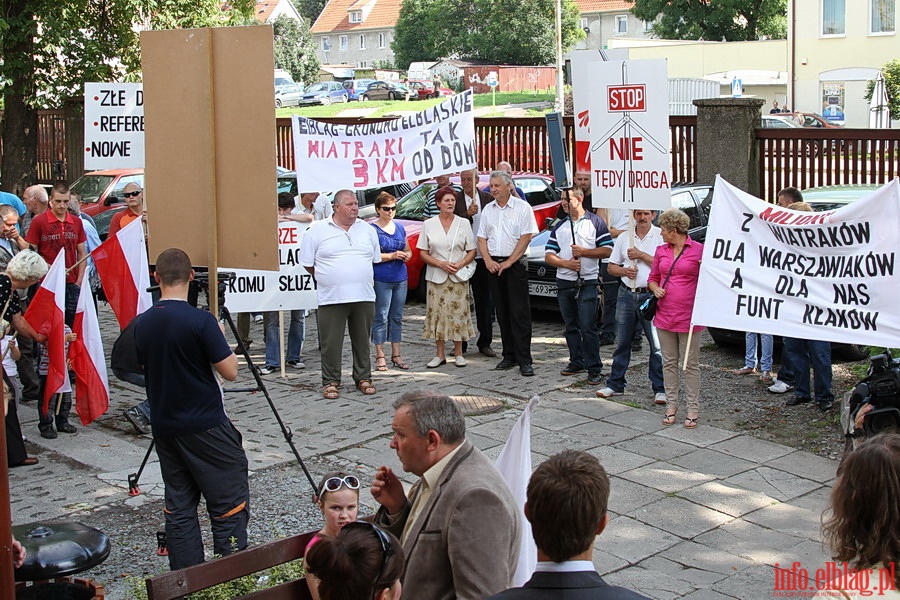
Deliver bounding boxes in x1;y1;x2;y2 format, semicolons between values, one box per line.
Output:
590;61;667;204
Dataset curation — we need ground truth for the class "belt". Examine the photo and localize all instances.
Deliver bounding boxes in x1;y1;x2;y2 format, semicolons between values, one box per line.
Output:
627;287;649;293
490;256;510;261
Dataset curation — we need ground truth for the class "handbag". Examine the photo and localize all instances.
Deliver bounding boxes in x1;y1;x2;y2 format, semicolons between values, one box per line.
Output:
449;219;475;283
639;248;685;321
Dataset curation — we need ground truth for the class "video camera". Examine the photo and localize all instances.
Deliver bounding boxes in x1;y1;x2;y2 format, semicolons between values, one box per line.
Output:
189;270;236;315
847;351;900;437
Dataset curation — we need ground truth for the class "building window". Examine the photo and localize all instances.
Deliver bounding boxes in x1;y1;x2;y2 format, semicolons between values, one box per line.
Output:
643;20;653;32
322;36;331;52
349;10;362;23
822;0;845;35
359;34;366;49
378;33;385;48
615;15;628;34
579;17;588;29
340;35;348;50
871;0;895;32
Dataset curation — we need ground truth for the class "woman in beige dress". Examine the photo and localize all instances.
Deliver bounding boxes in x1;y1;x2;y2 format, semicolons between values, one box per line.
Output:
417;186;476;368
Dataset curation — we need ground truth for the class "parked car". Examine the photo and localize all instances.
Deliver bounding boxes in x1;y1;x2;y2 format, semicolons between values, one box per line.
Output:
525;183;713;311
407;80;454;100
341;79;376;101
276;170;413;220
94;205;128;241
361;81;412;102
707;183;875;361
780;112;844;128
275;83;305;108
71;168;144;217
298;81;349;105
761;115;802;128
382;173;562;299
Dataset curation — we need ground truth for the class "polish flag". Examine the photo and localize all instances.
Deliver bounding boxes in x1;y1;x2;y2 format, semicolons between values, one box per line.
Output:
70;282;109;425
23;249;68;413
92;216;152;329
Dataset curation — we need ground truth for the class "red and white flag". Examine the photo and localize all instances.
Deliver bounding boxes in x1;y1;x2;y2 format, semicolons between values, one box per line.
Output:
23;249;68;413
92;217;152;329
70;281;109;425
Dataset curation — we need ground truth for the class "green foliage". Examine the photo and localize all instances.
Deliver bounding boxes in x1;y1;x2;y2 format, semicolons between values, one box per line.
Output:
296;0;328;26
632;0;787;41
864;59;900;121
392;0;584;69
273;14;319;86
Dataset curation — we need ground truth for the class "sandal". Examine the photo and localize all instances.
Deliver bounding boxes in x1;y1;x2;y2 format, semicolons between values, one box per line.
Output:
356;379;377;395
11;457;39;468
662;412;677;426
732;367;757;375
684;416;699;429
391;355;410;370
375;356;388;371
323;382;340;400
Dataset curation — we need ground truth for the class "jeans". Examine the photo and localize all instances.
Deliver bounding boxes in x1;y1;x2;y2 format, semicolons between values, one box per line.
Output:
607;287;664;393
372;279;407;344
556;278;602;373
264;310;304;367
113;368;150;420
783;337;833;403
744;333;774;371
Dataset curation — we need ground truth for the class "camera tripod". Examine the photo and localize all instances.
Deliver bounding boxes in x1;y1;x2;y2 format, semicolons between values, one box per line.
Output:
127;276;318;498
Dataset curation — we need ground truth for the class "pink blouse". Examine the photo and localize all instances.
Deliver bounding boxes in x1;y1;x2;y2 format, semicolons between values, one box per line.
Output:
648;236;705;333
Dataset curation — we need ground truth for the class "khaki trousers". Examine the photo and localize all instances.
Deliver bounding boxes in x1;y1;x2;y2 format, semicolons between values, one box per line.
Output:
657;328;701;416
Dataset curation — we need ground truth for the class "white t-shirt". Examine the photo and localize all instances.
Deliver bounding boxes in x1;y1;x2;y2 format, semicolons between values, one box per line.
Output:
300;217;381;305
1;335;17;376
609;224;663;288
477;197;538;257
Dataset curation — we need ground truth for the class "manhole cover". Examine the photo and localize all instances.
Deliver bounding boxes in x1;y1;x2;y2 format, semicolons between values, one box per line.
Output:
451;395;505;416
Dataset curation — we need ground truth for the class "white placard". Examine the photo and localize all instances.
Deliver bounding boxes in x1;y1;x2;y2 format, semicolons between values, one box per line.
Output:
291;90;476;192
223;222;318;312
692;177;900;347
570;49;628;175
583;59;670;210
84;82;145;170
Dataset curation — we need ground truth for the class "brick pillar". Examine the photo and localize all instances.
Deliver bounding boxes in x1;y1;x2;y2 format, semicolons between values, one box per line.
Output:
693;98;765;196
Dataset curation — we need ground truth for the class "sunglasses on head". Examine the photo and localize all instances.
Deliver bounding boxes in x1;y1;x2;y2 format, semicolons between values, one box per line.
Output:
123;190;142;198
318;474;361;496
380;205;397;212
343;521;394;591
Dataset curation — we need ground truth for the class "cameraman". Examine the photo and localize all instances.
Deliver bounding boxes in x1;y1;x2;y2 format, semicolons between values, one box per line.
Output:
134;248;249;570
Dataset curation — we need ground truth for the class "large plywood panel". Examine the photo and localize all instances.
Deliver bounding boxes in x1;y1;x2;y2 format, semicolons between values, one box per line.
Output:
141;26;278;270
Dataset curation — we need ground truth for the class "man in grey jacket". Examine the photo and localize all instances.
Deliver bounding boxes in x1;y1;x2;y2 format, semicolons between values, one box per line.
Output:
372;390;521;600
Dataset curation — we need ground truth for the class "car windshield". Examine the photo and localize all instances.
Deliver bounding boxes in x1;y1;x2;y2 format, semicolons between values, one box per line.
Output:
71;174;113;204
306;83;327;93
395;183;436;220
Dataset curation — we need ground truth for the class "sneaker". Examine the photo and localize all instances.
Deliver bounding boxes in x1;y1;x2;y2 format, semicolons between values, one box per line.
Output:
759;370;775;384
586;372;603;386
39;425;57;440
259;365;276;375
595;387;623;398
124;407;151;435
253;314;264;323
654;392;668;405
560;363;585;376
732;367;757;375
768;379;794;394
817;398;834;411
56;422;78;434
287;360;305;369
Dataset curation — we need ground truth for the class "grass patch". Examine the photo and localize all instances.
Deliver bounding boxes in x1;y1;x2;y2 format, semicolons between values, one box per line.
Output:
848;347;900;380
616;399;641;409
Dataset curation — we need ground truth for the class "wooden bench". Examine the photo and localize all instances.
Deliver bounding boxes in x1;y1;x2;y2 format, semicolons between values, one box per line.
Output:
145;531;315;600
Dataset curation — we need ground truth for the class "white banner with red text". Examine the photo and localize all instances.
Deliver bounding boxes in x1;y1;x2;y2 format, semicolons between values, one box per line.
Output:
291;90;476;192
691;177;900;347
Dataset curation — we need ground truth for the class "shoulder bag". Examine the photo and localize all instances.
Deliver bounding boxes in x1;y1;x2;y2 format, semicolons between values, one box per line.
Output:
449;219;476;283
639;248;684;321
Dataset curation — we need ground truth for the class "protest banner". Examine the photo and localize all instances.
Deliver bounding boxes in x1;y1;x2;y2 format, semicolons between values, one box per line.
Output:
692;177;900;347
223;222;318;312
291;90;476;192
570;49;628;175
84;82;145;170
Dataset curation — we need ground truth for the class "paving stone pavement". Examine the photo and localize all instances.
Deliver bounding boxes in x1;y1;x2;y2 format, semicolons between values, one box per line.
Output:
8;301;838;599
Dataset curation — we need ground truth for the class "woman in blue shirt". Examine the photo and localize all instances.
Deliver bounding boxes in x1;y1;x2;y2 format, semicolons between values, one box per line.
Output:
371;192;411;371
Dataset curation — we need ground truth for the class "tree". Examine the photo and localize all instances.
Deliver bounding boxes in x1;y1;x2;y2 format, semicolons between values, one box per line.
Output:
273;14;319;86
296;0;328;26
0;0;254;193
391;0;444;71
632;0;787;42
864;59;900;121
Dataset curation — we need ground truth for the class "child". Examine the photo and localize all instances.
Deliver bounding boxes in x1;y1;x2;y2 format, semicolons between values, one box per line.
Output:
37;326;78;439
305;472;361;600
3;331;38;467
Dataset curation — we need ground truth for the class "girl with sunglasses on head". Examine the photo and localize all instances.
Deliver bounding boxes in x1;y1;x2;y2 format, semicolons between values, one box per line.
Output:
306;521;405;600
305;472;362;600
371;192;411;373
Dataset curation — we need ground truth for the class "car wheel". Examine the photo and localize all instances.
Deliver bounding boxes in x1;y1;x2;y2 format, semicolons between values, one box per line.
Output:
361;94;369;102
341;94;348;103
389;92;396;101
322;97;331;105
275;99;282;108
836;343;871;361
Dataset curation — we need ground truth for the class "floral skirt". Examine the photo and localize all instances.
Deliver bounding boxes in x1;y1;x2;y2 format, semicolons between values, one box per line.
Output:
423;279;475;341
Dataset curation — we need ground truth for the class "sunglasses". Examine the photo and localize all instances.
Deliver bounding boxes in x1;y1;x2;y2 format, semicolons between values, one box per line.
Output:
318;474;361;497
343;521;394;592
123;190;142;198
380;206;397;212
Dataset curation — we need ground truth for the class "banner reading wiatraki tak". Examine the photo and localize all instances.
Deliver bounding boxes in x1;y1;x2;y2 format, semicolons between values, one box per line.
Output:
691;177;900;347
292;89;476;192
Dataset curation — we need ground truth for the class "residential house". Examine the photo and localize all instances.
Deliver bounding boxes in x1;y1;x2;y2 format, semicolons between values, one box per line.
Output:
253;0;304;23
310;0;399;68
572;0;653;53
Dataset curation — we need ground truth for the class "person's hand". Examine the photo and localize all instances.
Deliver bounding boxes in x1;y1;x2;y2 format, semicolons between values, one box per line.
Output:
496;259;511;276
626;247;644;261
12;538;26;569
444;261;459;274
485;258;501;275
653;287;666;299
371;466;406;515
33;333;47;345
623;266;638;279
65;332;77;342
467;202;478;216
566;258;581;272
571;245;585;258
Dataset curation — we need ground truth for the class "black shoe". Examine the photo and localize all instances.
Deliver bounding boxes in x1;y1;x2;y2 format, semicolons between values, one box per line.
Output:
56;422;78;434
587;371;604;386
560;363;584;376
495;359;517;370
599;336;615;347
785;396;812;406
632;341;642;351
519;364;535;377
124;407;151;435
479;346;497;358
39;425;57;439
817;399;834;411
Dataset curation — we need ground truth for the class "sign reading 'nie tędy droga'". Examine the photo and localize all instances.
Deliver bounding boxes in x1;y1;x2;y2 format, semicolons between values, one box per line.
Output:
84;83;145;170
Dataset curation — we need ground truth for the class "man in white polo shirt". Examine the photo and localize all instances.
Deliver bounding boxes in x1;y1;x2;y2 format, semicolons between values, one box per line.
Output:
477;170;538;376
300;190;381;399
596;209;666;404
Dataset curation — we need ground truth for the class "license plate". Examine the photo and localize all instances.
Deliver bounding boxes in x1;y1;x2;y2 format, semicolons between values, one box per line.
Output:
528;281;556;297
